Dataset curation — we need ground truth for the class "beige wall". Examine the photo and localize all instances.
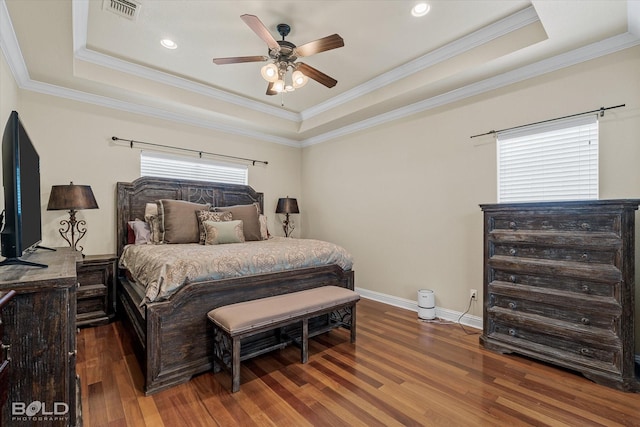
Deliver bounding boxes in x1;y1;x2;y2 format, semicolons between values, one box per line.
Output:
301;46;640;331
15;91;302;255
0;49;19;207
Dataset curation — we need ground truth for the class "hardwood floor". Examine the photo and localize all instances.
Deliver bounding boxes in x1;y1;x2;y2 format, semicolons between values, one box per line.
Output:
77;298;640;426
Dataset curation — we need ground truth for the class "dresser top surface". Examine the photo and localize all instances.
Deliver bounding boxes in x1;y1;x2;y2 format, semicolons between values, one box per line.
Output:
0;248;78;289
480;199;640;211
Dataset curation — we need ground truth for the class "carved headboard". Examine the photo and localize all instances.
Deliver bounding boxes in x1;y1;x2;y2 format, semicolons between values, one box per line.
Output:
116;176;264;257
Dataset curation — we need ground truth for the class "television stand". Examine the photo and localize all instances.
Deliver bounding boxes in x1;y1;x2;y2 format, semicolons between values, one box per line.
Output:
0;257;47;268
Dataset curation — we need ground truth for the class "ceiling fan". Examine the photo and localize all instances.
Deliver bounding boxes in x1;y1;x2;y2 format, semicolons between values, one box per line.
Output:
212;14;344;96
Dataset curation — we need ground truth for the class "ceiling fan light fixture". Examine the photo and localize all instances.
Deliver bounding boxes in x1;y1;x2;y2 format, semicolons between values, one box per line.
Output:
292;70;309;88
261;63;279;82
273;79;286;93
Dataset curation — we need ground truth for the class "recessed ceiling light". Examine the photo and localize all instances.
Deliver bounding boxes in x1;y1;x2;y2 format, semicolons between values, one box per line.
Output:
161;39;177;49
411;3;430;17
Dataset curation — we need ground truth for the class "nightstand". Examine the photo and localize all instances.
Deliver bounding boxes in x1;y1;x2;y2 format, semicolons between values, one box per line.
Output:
76;254;117;327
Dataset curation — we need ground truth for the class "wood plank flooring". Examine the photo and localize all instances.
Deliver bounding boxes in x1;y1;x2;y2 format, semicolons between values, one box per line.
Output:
77;298;640;426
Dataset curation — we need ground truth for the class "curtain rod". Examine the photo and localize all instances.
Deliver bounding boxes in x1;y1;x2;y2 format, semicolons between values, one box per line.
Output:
469;104;625;139
111;136;269;166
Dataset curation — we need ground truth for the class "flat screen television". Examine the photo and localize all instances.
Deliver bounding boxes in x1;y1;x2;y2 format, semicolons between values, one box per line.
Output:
0;111;48;268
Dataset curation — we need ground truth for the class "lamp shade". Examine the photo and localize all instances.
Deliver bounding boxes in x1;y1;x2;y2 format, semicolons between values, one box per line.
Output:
47;182;99;211
276;197;299;214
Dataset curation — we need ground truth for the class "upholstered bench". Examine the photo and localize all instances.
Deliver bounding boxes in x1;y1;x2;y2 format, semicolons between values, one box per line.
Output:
207;285;360;392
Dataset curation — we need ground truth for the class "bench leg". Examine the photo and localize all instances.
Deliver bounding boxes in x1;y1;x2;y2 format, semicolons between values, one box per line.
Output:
231;338;241;393
350;304;357;343
302;318;309;363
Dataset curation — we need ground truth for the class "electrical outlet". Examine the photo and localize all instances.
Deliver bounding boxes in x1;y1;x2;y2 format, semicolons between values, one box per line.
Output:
470;289;478;300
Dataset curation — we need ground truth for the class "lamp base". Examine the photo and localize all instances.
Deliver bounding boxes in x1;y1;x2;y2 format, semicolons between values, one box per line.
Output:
58;209;89;252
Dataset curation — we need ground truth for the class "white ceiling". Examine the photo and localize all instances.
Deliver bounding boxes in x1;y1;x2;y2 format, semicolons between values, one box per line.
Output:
2;0;639;146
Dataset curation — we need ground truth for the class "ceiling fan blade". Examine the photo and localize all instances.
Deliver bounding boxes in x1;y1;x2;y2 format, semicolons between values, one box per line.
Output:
266;82;277;96
240;14;280;51
212;55;269;65
297;63;338;88
295;34;344;57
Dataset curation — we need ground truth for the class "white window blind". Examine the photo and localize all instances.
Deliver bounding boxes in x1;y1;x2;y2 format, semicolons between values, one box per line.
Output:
141;151;248;185
497;115;598;203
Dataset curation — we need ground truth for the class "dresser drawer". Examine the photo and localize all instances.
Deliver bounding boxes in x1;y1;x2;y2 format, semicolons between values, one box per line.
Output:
488;317;622;375
76;255;117;327
491;269;620;298
488;289;620;330
488;256;621;283
490;213;620;233
492;242;618;264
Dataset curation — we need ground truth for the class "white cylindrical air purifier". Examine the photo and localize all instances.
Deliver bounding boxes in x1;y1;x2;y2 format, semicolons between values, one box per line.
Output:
417;289;435;320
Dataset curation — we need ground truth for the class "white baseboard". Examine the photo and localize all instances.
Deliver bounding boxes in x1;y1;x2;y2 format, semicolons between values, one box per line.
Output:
355;287;482;330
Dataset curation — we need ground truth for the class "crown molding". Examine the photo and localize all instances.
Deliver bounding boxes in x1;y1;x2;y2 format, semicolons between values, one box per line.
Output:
71;0;300;123
0;0;29;86
300;5;540;120
21;78;302;147
300;31;640;147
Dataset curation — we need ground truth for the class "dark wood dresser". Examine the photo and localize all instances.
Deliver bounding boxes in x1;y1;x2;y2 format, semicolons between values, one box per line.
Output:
0;289;16;422
480;199;640;392
0;248;82;426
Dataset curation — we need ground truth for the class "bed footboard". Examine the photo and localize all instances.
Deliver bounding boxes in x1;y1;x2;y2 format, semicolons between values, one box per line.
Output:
118;265;354;395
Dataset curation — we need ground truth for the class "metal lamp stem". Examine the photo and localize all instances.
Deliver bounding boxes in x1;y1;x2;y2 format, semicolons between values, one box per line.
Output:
58;209;88;252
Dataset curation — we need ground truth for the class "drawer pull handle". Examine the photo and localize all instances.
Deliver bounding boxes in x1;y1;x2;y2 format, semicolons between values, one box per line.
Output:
509;221;517;229
581;222;591;230
580;348;592;356
508;328;516;336
581;253;589;260
509;248;517;256
1;343;10;361
581;285;590;293
581;317;590;325
508;302;517;310
509;275;516;283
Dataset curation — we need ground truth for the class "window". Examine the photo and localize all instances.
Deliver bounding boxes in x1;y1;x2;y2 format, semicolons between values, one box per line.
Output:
497;115;598;203
140;151;248;185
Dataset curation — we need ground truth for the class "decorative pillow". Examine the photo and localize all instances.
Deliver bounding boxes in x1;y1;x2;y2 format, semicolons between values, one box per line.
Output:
144;203;161;243
196;210;233;244
214;203;261;241
145;215;161;244
157;199;211;244
127;223;135;245
144;202;158;217
128;220;152;245
259;214;270;240
203;220;245;245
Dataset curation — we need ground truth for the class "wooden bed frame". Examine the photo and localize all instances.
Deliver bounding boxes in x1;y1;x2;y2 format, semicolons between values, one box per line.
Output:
115;177;355;395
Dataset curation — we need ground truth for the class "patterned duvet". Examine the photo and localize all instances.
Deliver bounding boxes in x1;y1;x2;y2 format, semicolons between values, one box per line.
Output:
119;237;354;303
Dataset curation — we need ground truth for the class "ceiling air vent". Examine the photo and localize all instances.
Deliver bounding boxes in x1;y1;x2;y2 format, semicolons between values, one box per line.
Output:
103;0;140;20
